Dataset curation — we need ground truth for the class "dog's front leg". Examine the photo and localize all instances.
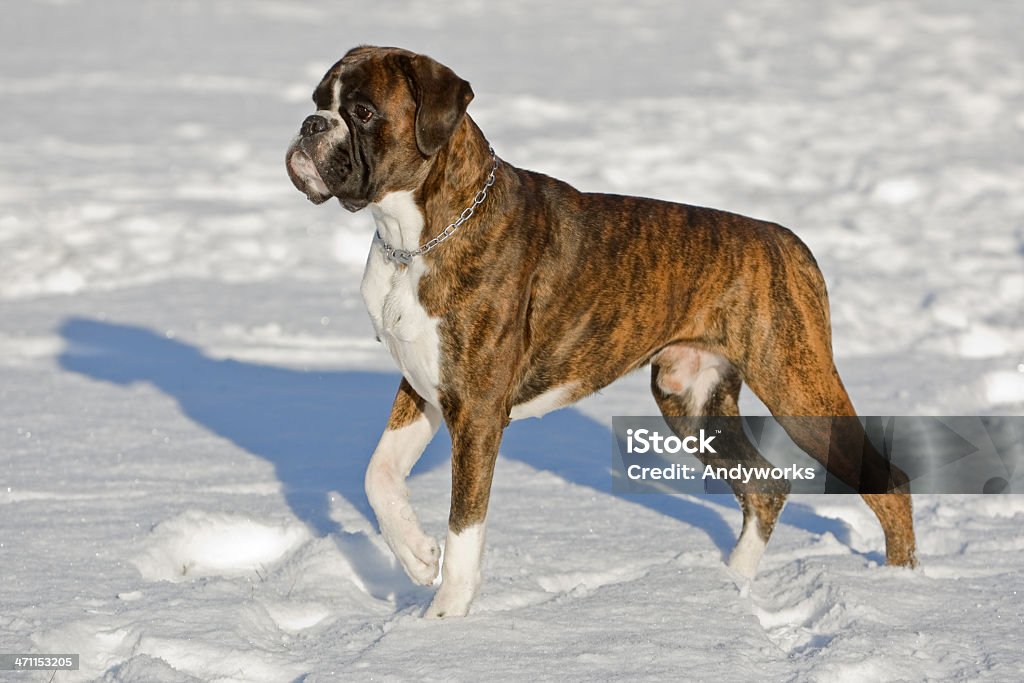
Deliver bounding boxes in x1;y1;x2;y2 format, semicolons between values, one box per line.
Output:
425;405;506;618
365;379;443;586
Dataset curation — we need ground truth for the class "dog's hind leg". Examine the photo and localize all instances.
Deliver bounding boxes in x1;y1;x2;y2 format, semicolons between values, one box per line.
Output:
745;359;917;568
365;379;444;586
734;265;918;568
651;345;790;579
723;228;917;568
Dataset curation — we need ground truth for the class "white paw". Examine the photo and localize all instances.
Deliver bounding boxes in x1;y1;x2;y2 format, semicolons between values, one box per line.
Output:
390;531;440;586
727;553;759;580
727;536;765;579
727;515;766;579
425;581;477;618
424;523;486;617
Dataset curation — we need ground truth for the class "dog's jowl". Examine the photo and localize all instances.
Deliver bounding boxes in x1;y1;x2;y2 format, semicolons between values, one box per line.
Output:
286;46;917;618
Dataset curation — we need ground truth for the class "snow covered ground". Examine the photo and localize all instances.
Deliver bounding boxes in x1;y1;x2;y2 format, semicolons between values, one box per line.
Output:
2;0;1023;680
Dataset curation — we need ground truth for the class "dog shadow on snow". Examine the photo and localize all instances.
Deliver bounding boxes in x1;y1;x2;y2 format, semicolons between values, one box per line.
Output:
58;317;869;602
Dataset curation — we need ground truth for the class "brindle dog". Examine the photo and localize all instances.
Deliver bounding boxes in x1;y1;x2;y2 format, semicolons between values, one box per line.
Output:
286;46;916;617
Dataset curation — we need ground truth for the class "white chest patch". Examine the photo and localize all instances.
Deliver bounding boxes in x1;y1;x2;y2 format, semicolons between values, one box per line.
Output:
361;192;442;406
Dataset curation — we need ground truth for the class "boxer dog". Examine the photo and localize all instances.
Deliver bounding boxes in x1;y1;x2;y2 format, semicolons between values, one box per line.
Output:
286;46;917;617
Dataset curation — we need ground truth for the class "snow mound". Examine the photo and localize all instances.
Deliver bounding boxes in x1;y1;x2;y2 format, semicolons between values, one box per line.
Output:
99;655;203;683
132;510;310;582
262;600;332;633
32;621;139;683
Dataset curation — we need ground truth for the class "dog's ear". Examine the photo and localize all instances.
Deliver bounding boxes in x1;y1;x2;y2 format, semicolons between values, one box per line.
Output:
399;54;474;157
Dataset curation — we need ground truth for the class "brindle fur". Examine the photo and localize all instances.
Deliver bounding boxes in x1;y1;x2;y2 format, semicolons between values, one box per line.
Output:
419;121;915;566
293;47;917;594
385;378;427;431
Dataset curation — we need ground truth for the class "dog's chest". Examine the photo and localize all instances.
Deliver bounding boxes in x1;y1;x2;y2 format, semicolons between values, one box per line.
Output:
360;193;442;405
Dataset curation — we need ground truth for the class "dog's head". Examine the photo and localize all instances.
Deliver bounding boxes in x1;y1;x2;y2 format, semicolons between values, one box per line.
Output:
286;46;474;211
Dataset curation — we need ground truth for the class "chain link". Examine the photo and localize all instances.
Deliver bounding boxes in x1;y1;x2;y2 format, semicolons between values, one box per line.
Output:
377;147;498;265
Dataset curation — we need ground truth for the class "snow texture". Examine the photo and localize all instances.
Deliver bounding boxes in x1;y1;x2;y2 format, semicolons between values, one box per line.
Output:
1;0;1023;680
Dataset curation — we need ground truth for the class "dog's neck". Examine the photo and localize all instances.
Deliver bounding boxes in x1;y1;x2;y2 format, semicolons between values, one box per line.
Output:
369;190;425;253
370;116;495;257
423;115;495;220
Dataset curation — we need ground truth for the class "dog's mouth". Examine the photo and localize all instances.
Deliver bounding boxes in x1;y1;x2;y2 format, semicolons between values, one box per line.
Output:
286;137;368;212
286;146;332;205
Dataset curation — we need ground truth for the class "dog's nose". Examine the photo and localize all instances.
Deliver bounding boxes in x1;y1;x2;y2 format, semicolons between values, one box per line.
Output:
300;114;329;137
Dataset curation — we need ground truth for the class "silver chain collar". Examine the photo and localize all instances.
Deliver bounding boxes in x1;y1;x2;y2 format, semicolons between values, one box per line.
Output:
375;147;498;266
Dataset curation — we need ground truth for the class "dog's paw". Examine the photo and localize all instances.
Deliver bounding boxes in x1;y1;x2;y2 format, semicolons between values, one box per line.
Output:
394;533;440;586
727;551;760;580
424;581;476;618
727;520;767;579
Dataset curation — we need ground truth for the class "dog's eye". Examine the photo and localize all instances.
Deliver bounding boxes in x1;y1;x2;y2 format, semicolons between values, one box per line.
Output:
354;104;374;123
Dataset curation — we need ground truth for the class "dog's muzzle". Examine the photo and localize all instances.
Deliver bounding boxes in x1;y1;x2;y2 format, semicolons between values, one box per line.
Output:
286;110;349;205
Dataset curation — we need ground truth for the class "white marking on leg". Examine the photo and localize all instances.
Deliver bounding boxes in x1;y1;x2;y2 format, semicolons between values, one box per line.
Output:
361;191;442;406
365;406;443;585
728;512;767;579
509;383;578;420
426;523;486;618
653;346;730;409
688;363;725;409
